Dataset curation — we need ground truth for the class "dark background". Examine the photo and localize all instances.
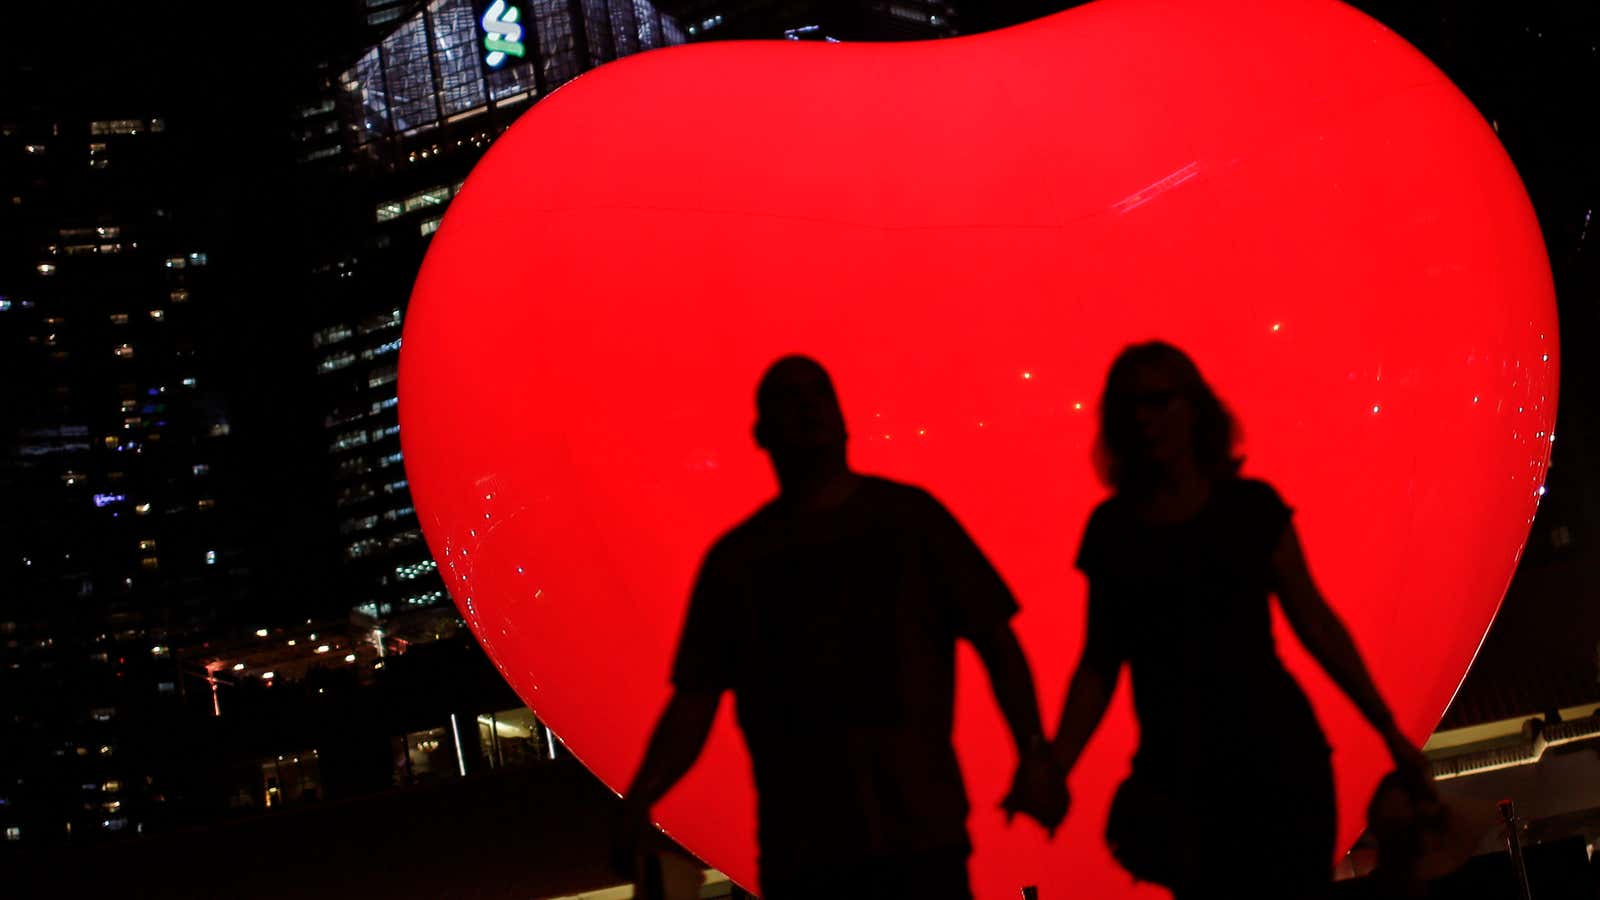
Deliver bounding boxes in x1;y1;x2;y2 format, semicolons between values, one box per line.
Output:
0;0;1594;798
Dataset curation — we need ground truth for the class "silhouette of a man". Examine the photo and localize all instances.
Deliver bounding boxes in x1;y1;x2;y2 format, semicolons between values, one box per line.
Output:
621;356;1064;899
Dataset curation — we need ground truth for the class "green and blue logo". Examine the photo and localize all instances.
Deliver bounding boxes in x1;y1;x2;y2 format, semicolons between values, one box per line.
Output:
480;1;526;68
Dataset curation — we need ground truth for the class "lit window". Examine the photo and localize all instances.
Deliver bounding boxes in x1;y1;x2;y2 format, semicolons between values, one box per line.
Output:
208;423;230;437
149;118;165;132
188;252;208;265
169;289;188;303
205;549;217;565
181;377;196;387
148;309;164;321
319;351;356;374
403;589;444;607
103;780;120;792
340;514;379;534
383;505;416;522
368;365;398;389
419;217;441;236
113;344;134;359
192;463;209;476
103;436;118;448
5;826;18;841
313;324;353;347
375;201;403;222
23;143;45;154
298;99;335;118
164;256;185;269
338;456;372;478
331;429;369;452
90;119;144;135
345;538;382;559
36;263;55;276
360;338;403;361
140;557;159;570
196;498;215;510
137;539;156;551
62;471;85;486
404;186;450;214
109;313;129;325
357;308;403;335
378;451;404;468
134;502;151;515
370;395;399;415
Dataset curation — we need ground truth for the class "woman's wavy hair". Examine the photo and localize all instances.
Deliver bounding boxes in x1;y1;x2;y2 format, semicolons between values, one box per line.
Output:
1094;341;1243;491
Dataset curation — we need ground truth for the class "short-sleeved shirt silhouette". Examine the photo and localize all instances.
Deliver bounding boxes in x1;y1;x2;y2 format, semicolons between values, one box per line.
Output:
1076;477;1329;780
672;475;1017;879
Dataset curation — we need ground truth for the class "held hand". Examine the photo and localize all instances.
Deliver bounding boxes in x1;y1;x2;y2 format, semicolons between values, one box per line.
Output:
1002;741;1070;837
1383;727;1431;785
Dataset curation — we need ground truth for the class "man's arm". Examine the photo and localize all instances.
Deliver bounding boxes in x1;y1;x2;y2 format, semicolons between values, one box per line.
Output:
625;688;723;812
929;494;1066;832
969;622;1048;755
615;688;722;875
970;621;1067;834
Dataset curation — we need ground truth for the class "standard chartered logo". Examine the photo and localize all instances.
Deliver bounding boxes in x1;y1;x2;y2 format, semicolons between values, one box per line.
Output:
481;0;526;68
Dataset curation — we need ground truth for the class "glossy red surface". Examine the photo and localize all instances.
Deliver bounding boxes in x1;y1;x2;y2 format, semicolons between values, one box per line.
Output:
398;1;1557;895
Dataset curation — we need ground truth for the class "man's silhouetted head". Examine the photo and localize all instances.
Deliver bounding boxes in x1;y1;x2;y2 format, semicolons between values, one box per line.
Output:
754;356;847;460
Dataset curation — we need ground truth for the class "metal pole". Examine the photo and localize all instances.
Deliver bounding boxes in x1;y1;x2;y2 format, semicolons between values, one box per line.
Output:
1498;799;1533;900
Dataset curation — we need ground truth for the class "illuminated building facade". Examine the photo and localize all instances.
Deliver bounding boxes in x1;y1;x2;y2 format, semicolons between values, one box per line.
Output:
296;0;686;634
654;0;956;41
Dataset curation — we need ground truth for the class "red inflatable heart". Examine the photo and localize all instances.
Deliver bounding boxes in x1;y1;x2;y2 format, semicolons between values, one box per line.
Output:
398;0;1556;895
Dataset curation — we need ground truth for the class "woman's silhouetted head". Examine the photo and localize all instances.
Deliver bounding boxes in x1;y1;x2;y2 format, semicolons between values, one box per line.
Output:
1096;341;1241;491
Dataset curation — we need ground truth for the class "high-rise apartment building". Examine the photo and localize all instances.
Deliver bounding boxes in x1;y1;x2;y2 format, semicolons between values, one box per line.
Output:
0;112;251;843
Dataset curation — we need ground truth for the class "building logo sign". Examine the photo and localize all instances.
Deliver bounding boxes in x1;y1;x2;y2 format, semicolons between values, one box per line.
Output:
480;1;526;68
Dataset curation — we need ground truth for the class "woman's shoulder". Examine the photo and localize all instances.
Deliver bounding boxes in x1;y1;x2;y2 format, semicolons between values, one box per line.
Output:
1222;476;1290;511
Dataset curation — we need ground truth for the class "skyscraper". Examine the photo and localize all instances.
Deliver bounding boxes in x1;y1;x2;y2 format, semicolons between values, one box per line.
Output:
295;0;687;642
0;111;251;843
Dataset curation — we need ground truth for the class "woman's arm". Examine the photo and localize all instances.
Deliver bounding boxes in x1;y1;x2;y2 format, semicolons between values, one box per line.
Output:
1051;580;1124;773
1271;523;1428;776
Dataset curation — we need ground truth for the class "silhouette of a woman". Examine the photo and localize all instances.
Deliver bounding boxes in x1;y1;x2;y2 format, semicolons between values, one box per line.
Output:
1050;342;1427;899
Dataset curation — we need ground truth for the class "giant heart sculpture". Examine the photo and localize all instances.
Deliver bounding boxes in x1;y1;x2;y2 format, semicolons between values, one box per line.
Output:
397;0;1556;895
